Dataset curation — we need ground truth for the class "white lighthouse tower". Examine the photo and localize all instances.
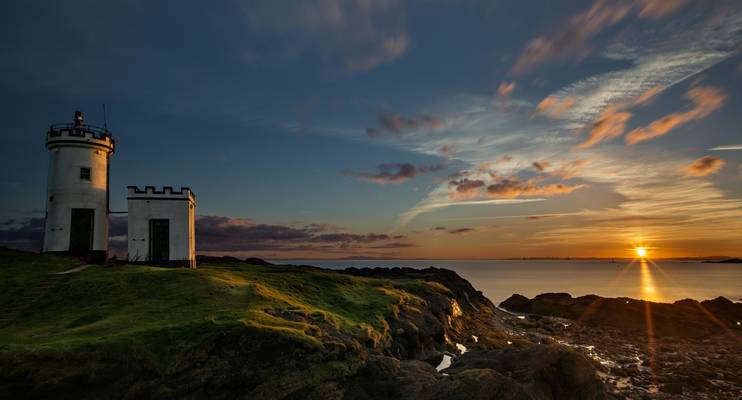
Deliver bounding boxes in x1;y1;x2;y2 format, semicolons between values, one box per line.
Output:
43;111;115;263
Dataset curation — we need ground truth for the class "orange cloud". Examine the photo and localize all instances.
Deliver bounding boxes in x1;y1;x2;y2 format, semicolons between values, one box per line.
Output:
532;161;551;172
573;104;632;150
637;0;689;19
551;159;590;179
510;0;690;76
510;0;633;75
633;86;663;106
497;81;517;97
626;86;727;145
486;178;586;198
683;156;725;177
533;96;575;119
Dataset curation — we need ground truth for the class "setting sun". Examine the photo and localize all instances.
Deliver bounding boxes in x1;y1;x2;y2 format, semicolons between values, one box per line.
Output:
635;247;648;258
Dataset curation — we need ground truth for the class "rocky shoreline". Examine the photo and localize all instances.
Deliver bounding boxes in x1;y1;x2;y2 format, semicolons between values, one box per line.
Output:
499;293;742;399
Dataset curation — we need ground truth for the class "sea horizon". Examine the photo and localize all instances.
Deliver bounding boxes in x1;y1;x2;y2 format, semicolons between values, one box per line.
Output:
274;258;742;305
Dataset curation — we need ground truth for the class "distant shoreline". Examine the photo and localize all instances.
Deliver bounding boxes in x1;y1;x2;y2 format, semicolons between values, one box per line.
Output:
268;256;742;262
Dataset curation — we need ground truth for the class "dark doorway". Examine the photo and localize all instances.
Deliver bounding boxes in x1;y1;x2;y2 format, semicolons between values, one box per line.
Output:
69;208;94;254
149;219;169;262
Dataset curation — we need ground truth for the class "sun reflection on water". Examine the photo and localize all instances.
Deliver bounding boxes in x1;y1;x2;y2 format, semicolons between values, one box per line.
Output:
638;259;662;303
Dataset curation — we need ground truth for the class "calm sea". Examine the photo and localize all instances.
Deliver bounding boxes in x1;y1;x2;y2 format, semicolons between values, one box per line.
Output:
272;259;742;304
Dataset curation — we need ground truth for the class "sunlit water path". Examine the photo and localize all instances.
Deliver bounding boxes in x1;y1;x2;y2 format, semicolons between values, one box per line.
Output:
274;259;742;304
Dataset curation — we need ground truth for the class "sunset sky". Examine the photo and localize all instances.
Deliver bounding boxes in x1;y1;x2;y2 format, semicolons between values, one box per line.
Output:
1;0;741;259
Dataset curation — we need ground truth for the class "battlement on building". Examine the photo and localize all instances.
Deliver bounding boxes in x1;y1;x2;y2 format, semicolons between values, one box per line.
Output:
46;111;115;152
127;186;196;204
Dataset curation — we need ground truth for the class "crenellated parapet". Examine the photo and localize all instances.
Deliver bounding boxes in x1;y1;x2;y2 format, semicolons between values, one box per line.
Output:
46;111;115;153
127;186;196;205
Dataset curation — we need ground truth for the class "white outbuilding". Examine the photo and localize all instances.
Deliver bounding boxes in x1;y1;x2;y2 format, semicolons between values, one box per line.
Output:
127;186;196;268
43;111;114;263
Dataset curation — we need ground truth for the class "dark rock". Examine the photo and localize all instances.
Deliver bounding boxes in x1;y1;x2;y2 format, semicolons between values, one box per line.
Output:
499;293;742;339
445;344;607;400
419;369;531;400
661;382;684;394
500;294;532;313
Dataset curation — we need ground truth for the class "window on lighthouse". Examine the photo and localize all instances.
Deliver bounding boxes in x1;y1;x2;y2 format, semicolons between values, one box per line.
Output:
79;167;91;181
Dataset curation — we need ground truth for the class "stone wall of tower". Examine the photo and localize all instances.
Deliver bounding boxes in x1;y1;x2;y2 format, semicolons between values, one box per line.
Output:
43;115;114;262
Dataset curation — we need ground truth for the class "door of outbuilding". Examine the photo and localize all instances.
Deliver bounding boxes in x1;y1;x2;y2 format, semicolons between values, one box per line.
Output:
149;219;169;262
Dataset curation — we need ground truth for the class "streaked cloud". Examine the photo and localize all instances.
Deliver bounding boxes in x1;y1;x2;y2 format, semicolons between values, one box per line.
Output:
551;159;591;179
509;0;692;76
497;81;516;97
366;113;446;137
683;156;726;177
242;0;408;74
633;86;664;106
709;144;742;151
637;0;689;19
196;215;415;254
533;96;575;119
573;104;632;150
0;215;415;257
485;178;586;199
343;162;445;184
396;197;546;229
626;86;727;145
448;227;476;235
437;143;459;156
510;0;634;75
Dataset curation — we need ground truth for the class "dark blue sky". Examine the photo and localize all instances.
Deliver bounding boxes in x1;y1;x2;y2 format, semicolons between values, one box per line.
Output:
2;0;742;258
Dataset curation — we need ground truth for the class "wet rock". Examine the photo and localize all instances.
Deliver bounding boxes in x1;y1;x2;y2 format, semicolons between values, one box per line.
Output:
499;293;742;339
445;344;607;399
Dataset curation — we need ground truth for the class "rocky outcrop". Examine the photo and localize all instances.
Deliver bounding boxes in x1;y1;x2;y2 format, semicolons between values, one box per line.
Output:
499;293;742;398
500;293;742;338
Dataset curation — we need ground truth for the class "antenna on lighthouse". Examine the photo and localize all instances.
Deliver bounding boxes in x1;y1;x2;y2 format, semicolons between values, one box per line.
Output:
102;103;108;132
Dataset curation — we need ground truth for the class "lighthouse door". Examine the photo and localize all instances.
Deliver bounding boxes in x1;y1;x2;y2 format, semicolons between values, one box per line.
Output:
69;208;94;254
149;219;169;262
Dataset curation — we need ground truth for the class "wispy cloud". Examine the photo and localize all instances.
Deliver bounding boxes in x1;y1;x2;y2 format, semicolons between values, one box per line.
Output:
509;0;693;76
708;144;742;151
241;0;408;74
343;162;445;184
533;96;575;119
395;197;546;229
366;113;446;137
625;85;727;145
636;0;689;19
497;81;516;97
510;0;635;75
573;104;632;150
437;143;459;156
371;3;742;248
448;227;477;235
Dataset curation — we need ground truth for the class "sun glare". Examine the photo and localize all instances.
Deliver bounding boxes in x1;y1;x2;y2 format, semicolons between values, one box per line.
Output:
635;247;648;258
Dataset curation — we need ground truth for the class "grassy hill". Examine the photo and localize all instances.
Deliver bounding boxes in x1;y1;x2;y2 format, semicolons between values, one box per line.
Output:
0;249;609;400
1;249;453;353
0;248;475;399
